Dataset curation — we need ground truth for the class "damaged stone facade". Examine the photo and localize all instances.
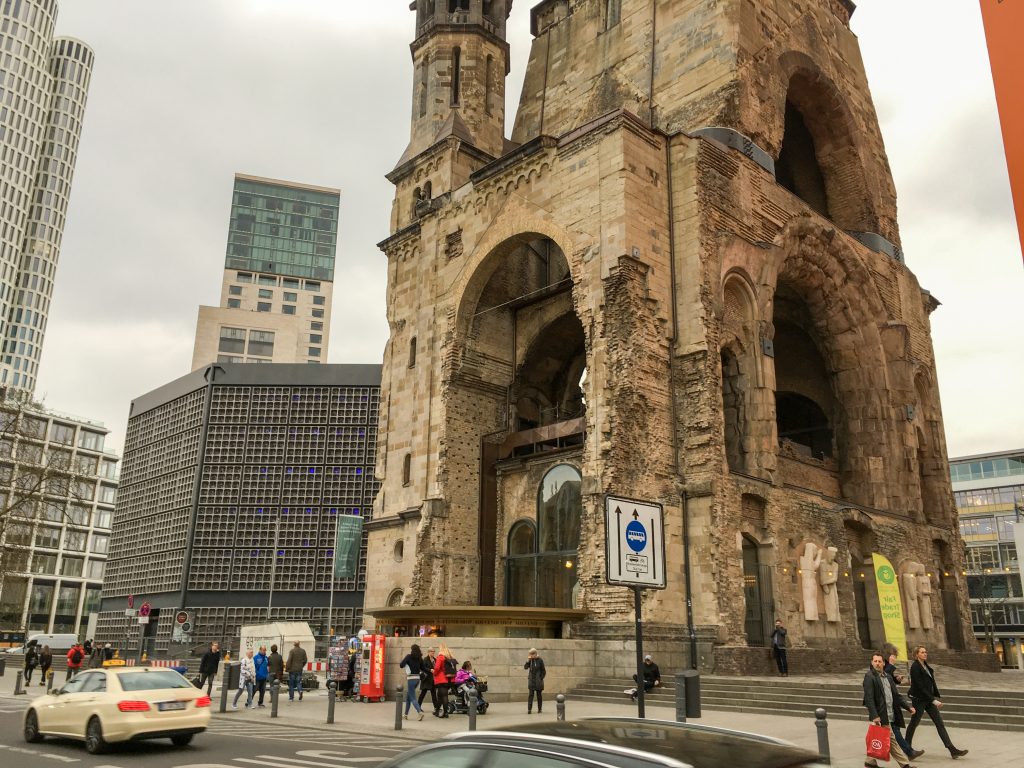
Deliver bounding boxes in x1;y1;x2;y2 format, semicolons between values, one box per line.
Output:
366;0;987;673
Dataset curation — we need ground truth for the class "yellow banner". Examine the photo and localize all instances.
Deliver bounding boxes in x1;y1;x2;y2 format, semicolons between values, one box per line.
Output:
872;553;907;661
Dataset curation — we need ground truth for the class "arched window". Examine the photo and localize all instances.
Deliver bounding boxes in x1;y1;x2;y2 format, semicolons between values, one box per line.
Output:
484;54;493;116
776;100;829;218
402;453;412;486
387;589;404;607
505;464;581;608
451;47;461;105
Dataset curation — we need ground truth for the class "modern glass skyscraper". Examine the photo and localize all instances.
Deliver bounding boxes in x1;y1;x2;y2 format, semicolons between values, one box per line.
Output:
191;174;339;369
0;1;94;393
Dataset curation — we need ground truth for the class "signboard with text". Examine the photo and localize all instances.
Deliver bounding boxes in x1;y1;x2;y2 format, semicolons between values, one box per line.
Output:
872;552;908;660
604;496;666;589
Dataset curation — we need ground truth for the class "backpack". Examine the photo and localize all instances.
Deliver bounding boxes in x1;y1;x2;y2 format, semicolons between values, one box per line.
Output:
71;648;83;665
443;656;457;677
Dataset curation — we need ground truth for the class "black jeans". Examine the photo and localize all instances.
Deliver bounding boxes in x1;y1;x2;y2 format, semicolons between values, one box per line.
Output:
773;646;788;674
632;674;656;692
24;666;36;683
435;683;450;716
906;700;955;750
418;680;436;709
255;678;267;705
199;672;215;696
528;689;543;712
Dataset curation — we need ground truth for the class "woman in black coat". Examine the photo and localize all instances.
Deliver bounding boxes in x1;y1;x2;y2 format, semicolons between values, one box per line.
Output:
418;648;437;711
905;646;968;759
524;647;546;714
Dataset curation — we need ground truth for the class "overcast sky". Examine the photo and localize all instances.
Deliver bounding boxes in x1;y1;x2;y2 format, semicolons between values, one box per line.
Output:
41;0;1022;459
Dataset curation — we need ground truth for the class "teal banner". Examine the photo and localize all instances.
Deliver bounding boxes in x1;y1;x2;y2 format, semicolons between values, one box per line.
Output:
334;515;363;579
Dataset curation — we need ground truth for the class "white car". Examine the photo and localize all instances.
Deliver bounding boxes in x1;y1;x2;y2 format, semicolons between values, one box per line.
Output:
23;667;211;753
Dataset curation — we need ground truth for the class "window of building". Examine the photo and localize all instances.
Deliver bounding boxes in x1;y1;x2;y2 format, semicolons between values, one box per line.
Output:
86;560;104;579
309;334;322;344
98;485;116;504
90;534;109;554
258;288;273;299
311;322;323;331
282;305;296;315
34;526;61;549
227;298;241;309
451;46;461;105
237;272;253;283
217;355;244;363
605;0;622;29
402;453;412;486
305;280;321;292
94;508;112;529
257;302;272;312
75;480;95;501
312;309;324;319
28;582;54;614
23;417;47;439
76;454;97;476
218;327;246;355
49;422;74;444
283;278;300;289
55;585;79;617
308;347;321;357
64;531;87;552
283;292;297;302
68;504;90;525
409;336;417;368
100;460;117;480
312;295;326;306
258;275;277;286
78;430;104;452
965;545;999;572
229;285;243;296
61;557;83;577
248;331;275;357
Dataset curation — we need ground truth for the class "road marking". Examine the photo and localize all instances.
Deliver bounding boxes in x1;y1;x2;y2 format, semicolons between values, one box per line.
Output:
0;741;80;761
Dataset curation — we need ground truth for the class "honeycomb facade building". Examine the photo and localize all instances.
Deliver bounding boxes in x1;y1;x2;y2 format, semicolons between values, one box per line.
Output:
366;0;985;673
96;364;380;656
0;0;94;393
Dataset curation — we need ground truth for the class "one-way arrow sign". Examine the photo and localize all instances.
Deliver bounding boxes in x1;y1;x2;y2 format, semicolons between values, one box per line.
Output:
605;496;666;589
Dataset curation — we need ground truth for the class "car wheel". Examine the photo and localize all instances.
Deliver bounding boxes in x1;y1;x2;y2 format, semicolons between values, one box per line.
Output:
170;734;194;747
23;710;43;743
85;716;107;754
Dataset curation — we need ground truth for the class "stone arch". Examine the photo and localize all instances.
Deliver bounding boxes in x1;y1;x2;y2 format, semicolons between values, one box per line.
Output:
720;271;761;473
774;52;877;233
767;217;893;508
513;311;587;430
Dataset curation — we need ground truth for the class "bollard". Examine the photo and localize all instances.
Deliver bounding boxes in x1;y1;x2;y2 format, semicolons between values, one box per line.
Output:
674;673;687;723
682;669;701;718
219;673;230;713
46;670;54;692
556;693;566;721
326;680;337;724
814;707;831;764
270;679;280;718
13;670;25;696
467;686;478;731
394;683;404;730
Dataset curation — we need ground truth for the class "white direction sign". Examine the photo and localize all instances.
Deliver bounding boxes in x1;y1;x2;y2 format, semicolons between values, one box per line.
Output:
605;496;666;588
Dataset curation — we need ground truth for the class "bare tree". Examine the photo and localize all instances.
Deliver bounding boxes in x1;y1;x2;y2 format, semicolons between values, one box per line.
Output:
0;389;90;629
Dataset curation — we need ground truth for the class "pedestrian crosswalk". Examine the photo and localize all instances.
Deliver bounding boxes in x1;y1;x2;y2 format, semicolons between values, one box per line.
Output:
203;720;418;753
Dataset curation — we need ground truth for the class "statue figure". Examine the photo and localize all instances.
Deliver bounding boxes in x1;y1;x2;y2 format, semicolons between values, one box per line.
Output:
902;561;922;629
917;567;934;630
818;546;840;622
799;542;823;621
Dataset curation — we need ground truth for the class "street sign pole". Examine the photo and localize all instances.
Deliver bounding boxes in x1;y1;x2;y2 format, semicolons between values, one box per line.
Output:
634;585;645;718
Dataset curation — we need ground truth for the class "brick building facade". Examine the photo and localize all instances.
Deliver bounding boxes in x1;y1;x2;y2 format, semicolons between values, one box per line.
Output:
366;0;984;672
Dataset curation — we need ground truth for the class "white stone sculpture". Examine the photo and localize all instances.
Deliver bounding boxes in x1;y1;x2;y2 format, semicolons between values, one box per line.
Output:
799;542;823;621
902;561;922;629
819;546;840;622
917;567;934;630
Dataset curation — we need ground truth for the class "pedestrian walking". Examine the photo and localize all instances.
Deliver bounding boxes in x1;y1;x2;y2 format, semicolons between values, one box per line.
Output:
268;643;284;684
232;650;256;709
83;639;93;658
399;644;425;720
286;640;308;701
417;647;436;710
882;647;921;760
253;645;270;707
905;646;968;759
38;645;52;686
24;642;39;684
771;619;789;676
525;647;546;714
66;642;85;681
433;643;457;718
863;651;917;768
199;641;221;696
339;649;357;700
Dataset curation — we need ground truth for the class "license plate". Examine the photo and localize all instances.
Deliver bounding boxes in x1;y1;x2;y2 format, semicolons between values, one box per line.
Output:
157;701;187;711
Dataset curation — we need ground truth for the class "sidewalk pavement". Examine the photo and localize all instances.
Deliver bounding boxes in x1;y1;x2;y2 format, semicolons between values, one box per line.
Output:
728;663;1024;691
212;685;1024;767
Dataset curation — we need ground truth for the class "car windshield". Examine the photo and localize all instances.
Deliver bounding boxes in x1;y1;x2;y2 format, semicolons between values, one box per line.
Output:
492;719;823;768
117;671;193;691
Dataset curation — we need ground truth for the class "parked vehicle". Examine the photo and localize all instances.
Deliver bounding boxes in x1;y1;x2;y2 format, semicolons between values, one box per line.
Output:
4;633;78;654
23;667;211;754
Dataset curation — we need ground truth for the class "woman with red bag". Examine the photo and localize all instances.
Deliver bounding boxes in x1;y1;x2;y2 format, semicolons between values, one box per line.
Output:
863;652;917;768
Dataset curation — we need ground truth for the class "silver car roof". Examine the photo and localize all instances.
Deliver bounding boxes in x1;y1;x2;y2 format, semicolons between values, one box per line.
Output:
444;730;693;768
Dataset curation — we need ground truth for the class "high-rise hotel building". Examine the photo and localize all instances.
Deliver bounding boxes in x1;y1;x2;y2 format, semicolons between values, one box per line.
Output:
0;0;94;393
191;174;339;370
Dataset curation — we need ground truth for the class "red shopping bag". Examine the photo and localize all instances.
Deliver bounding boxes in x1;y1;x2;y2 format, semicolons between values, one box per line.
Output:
866;723;891;761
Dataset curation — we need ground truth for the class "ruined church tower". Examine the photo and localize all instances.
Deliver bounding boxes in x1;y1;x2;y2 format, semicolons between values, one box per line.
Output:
366;0;982;673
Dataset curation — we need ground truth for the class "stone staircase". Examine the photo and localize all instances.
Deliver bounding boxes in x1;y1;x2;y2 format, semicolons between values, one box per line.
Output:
567;676;1024;732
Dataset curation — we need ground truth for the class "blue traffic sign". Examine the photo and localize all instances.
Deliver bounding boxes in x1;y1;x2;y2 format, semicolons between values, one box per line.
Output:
625;520;647;552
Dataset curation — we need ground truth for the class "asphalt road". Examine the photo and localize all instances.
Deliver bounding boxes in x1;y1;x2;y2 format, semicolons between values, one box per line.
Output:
0;699;419;768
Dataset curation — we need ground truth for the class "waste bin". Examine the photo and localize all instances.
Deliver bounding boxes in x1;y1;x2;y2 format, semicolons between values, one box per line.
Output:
224;661;241;690
0;657;6;676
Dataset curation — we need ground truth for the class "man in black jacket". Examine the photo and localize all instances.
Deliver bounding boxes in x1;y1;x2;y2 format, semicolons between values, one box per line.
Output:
198;641;221;696
863;652;916;768
905;646;968;759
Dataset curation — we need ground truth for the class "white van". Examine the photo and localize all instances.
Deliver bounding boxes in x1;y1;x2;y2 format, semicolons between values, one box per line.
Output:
3;633;79;654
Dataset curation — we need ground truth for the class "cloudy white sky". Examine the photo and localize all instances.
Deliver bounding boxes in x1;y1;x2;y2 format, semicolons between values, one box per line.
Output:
40;0;1022;459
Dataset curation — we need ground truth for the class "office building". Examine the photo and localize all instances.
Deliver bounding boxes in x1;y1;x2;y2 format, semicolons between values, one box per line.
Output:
96;364;379;656
952;449;1024;668
0;1;94;393
0;396;119;637
191;174;339;370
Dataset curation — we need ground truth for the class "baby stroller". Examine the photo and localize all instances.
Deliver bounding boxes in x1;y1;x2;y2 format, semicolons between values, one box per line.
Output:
447;675;489;715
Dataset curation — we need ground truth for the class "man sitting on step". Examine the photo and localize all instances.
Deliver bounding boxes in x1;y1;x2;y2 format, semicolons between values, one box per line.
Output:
627;655;661;701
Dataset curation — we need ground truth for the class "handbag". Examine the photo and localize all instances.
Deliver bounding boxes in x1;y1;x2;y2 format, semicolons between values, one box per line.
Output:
866;723;891;761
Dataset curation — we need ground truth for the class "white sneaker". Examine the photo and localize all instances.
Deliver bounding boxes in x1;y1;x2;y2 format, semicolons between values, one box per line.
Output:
231;704;238;710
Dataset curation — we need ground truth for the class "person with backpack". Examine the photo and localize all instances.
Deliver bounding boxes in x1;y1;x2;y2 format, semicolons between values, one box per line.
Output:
38;645;52;686
66;643;85;680
433;643;457;718
24;642;39;684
